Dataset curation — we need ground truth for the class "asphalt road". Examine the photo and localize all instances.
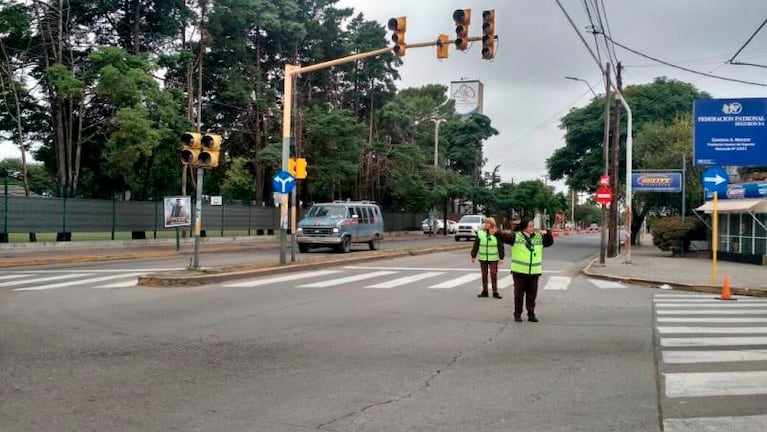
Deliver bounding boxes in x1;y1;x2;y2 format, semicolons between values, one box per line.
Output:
4;235;765;431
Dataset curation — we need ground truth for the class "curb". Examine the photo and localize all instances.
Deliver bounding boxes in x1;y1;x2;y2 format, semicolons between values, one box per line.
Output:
581;257;767;298
138;243;470;287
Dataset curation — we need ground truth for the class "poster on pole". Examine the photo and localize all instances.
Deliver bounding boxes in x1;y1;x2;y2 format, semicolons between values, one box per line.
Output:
450;80;484;116
164;196;191;228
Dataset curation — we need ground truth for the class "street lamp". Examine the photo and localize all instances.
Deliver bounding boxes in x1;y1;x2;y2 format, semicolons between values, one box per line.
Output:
430;117;446;236
565;76;597;98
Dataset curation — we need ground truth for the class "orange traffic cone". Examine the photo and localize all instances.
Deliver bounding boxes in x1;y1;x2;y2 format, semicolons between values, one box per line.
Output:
716;276;737;301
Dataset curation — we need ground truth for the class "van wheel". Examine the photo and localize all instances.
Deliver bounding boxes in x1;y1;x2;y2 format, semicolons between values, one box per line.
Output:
368;235;381;250
454;236;461;242
298;244;310;253
337;236;351;253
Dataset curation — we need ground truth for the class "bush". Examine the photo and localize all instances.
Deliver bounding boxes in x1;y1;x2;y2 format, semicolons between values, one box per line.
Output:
651;217;707;255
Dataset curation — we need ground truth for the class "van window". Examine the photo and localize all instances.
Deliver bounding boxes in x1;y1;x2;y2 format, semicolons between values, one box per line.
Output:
361;207;371;223
307;205;345;218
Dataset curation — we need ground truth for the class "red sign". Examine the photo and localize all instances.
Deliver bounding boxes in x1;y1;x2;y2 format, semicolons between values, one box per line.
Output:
599;175;610;187
595;187;612;205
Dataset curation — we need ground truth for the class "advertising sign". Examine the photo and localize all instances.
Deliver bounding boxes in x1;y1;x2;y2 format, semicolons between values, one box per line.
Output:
164;196;191;228
693;98;767;166
450;80;484;116
705;181;767;200
631;173;682;192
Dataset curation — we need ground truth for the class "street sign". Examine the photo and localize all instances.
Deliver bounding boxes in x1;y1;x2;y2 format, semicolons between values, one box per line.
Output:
272;170;296;194
632;173;682;192
702;167;729;199
595;187;612;205
693;98;767;166
599;175;610;187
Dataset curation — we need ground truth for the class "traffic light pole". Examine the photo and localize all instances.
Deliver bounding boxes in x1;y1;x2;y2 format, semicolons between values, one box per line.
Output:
193;167;203;269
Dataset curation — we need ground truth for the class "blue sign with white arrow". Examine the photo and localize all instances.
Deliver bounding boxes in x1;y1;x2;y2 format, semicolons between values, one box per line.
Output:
272;170;296;194
702;166;729;200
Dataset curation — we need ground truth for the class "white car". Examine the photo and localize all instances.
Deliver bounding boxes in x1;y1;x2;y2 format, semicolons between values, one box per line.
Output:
421;218;458;234
454;215;486;241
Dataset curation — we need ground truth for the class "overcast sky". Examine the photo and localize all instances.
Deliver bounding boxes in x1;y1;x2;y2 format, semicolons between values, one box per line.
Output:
3;0;767;193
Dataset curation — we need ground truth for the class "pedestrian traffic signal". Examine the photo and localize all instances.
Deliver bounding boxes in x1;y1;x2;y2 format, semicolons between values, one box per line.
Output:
295;157;307;179
436;33;449;59
387;17;407;56
180;132;202;166
453;9;471;51
287;157;297;177
199;133;222;168
481;10;496;60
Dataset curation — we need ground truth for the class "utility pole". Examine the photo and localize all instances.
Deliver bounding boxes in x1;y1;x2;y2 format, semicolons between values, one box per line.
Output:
599;64;611;265
608;62;622;257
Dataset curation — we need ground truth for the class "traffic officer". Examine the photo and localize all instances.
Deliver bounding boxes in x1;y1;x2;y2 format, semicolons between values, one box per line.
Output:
471;217;505;299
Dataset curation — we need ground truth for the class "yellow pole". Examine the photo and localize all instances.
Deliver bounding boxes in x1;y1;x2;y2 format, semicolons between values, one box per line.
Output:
712;191;718;284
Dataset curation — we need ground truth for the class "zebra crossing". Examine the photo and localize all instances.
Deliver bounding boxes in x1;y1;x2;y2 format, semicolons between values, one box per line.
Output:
655;293;767;432
222;266;628;291
1;268;181;291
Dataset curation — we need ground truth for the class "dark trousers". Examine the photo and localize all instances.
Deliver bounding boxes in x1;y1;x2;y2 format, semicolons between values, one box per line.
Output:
512;272;540;317
479;261;499;292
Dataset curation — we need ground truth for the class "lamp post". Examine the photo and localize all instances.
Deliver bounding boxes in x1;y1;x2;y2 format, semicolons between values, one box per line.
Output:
565;76;597;98
430;117;446;236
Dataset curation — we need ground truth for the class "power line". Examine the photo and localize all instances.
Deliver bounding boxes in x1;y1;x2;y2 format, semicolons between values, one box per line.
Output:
728;17;767;64
601;34;767;87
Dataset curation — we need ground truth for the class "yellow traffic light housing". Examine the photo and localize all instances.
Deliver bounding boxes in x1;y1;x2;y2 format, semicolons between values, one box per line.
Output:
482;10;496;60
180;132;202;165
199;133;222;168
436;33;449;59
295;157;307;179
453;9;471;51
288;158;297;177
387;17;407;56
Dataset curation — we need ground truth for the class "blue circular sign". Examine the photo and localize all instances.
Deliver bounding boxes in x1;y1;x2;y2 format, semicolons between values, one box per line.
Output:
702;167;729;198
272;170;296;194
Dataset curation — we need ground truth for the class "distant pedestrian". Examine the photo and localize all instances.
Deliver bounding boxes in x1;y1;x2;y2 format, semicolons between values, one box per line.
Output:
471;217;505;299
499;218;554;322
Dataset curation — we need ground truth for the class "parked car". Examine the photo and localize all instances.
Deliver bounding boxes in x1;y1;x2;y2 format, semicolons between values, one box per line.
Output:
421;218;458;235
454;214;486;241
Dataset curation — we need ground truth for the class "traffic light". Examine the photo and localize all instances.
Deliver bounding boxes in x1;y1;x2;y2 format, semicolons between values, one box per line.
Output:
287;158;297;177
436;33;449;59
295;157;307;179
180;132;202;166
453;9;471;51
199;133;222;168
387;16;406;56
481;10;495;60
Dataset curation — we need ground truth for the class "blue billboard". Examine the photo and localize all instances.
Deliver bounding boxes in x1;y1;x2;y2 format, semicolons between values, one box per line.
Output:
632;173;682;192
693;98;767;166
705;181;767;200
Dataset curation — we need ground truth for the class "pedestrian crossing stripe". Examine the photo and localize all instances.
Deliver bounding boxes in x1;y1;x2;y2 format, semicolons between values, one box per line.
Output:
588;279;627;289
662;350;767;364
297;271;398;288
664;414;767;432
665;371;767;398
655;303;767;308
0;273;33;281
660;336;767;347
366;272;445;289
1;273;83;288
428;273;482;289
224;270;342;288
658;317;767;323
657;326;767;334
543;276;570;290
13;273;144;291
657;309;767;315
654;298;767;303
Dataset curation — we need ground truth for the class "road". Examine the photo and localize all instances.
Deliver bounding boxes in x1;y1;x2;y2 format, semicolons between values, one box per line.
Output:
2;234;767;431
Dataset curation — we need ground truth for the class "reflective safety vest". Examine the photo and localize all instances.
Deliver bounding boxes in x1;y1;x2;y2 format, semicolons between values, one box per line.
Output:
510;232;544;275
477;230;500;262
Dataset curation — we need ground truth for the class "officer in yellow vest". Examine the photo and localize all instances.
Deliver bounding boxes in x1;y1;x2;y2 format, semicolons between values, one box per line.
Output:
499;218;554;322
470;217;505;299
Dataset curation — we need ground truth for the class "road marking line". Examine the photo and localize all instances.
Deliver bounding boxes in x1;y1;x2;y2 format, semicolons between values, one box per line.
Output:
543;276;570;290
664;414;767;432
589;279;626;289
657;326;767;334
98;279;139;288
13;273;144;291
662;350;767;364
497;275;514;289
0;274;33;281
657;309;767;315
665;371;767;398
366;272;444;288
658;317;767;323
1;273;83;288
345;265;562;273
654;294;710;298
656;303;767;308
428;273;482;289
660;336;767;347
297;271;398;288
9;268;182;273
654;298;766;303
224;270;342;288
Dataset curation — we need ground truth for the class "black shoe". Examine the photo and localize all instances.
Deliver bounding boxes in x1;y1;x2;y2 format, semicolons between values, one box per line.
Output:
477;291;489;298
528;315;539;322
514;315;523;322
492;292;502;299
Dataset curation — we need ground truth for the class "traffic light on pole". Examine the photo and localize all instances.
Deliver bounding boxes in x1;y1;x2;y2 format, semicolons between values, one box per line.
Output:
180;132;202;166
288;157;297;177
481;10;495;60
436;33;449;59
295;157;307;179
453;8;471;51
199;133;222;168
387;17;407;56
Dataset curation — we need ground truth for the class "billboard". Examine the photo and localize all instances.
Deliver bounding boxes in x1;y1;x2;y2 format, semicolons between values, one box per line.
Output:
693;98;767;166
450;80;483;116
632;173;682;192
164;196;191;228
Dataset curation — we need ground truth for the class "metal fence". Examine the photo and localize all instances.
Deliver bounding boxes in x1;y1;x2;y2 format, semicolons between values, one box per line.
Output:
0;196;424;242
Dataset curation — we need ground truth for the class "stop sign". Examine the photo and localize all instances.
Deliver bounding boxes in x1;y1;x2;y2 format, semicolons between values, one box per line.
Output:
595;186;612;205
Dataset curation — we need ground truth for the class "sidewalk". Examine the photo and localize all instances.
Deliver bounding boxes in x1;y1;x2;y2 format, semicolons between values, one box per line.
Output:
583;233;767;297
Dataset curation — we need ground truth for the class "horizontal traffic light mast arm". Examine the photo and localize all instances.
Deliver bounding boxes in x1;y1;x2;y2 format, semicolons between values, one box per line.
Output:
289;47;394;75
